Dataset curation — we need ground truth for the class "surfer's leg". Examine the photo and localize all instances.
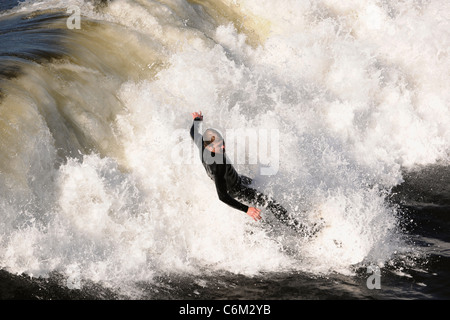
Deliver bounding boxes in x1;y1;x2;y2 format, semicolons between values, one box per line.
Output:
265;199;318;235
233;178;319;235
232;184;267;208
266;201;289;223
232;179;291;223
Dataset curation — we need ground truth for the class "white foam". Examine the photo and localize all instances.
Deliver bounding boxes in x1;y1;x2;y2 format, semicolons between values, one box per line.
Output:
0;0;448;293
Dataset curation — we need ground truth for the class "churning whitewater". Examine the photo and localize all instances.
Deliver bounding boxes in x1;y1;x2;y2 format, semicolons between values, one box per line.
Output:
0;0;448;298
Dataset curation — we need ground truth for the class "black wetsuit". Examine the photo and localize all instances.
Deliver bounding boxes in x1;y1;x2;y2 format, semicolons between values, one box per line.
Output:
190;118;289;222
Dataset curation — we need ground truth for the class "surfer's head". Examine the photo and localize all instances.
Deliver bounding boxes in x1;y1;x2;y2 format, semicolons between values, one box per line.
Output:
203;128;225;153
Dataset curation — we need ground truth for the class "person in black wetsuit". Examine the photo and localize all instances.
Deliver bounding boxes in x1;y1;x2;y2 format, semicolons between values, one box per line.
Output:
190;111;290;224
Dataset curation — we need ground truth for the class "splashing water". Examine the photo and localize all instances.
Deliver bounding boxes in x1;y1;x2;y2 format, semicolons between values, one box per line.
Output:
0;0;448;296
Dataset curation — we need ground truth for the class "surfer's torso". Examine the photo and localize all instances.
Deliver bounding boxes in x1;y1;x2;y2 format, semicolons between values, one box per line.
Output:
190;119;248;212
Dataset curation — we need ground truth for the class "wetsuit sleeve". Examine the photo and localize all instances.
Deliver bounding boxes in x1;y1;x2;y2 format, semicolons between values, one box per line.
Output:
190;118;203;149
214;166;249;213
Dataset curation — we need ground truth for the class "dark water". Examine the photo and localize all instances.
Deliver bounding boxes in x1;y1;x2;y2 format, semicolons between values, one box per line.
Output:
2;165;449;301
0;0;449;303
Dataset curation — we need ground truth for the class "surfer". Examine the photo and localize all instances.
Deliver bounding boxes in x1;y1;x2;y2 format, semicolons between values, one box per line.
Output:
190;111;299;228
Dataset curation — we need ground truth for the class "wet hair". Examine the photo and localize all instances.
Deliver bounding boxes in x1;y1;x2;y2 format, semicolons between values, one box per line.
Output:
203;128;224;147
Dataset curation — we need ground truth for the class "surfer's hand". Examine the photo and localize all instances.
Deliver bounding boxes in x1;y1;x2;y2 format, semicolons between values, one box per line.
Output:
192;111;203;120
246;207;262;222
